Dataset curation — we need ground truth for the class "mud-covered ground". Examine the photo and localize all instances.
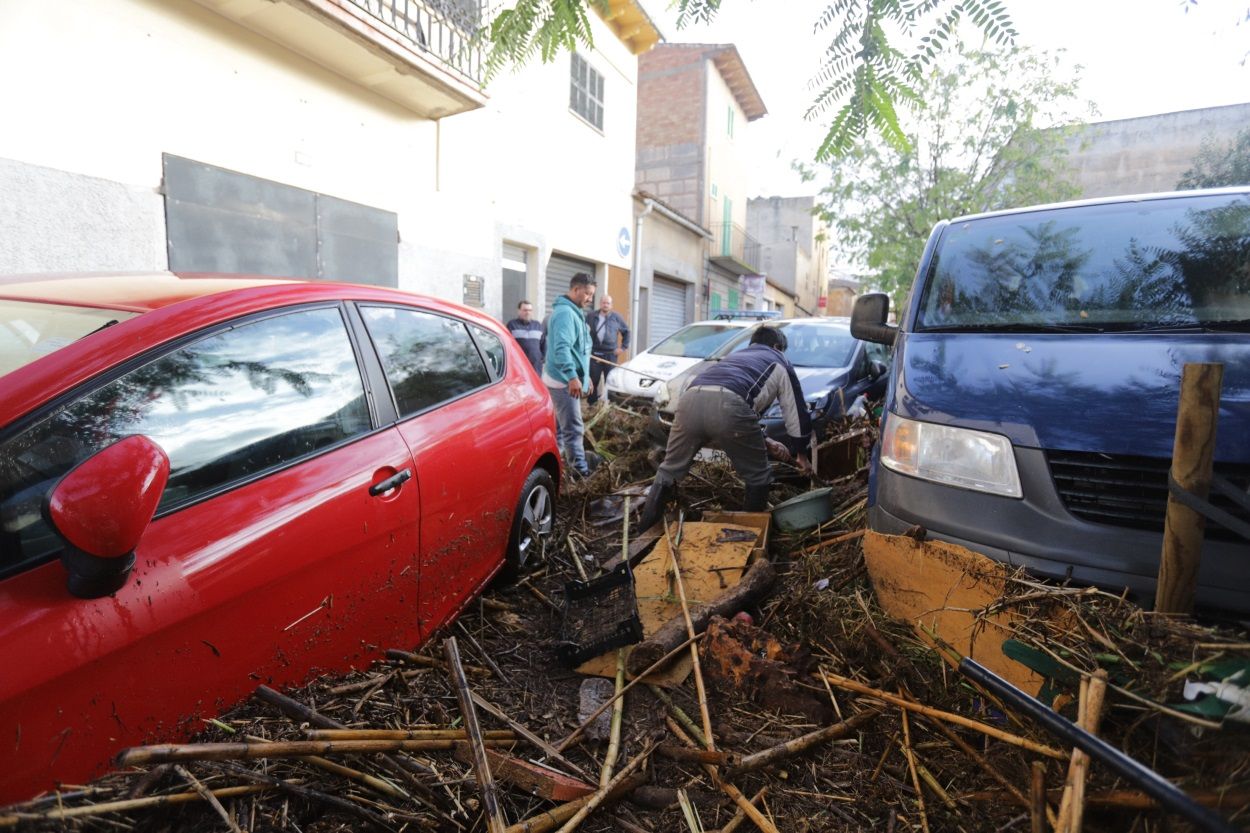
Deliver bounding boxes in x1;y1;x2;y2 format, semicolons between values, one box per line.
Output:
5;407;1249;833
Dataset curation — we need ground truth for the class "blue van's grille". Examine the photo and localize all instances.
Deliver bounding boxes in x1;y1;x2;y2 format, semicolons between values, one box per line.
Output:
1047;451;1250;542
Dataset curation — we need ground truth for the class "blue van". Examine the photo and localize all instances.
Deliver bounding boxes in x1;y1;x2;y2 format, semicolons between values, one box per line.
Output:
850;188;1250;613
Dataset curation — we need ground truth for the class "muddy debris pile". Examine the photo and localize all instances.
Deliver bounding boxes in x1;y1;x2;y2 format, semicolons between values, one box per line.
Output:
4;404;1249;833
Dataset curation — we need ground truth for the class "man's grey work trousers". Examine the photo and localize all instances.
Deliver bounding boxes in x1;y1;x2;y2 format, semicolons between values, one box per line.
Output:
548;384;589;473
655;386;771;489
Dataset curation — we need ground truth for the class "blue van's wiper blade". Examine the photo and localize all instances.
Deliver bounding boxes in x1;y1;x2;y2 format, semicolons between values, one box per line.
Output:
1125;319;1250;333
922;322;1105;334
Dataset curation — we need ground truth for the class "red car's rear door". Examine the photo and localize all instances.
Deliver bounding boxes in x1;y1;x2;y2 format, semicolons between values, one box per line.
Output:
356;305;532;639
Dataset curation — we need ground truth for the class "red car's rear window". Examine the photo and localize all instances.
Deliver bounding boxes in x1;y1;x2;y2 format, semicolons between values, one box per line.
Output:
0;299;138;378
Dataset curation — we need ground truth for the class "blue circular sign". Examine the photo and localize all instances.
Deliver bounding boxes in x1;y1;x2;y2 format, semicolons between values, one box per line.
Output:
616;227;632;258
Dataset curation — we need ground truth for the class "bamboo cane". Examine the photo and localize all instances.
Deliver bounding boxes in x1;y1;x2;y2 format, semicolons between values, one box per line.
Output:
600;649;627;789
555;632;700;752
730;708;880;774
117;738;516;766
0;785;274;827
306;729;515;741
246;734;408;800
648;684;709;747
1056;670;1108;833
663;514;716;753
174;765;243;833
665;717;781;833
251;684;456;828
925;717;1056;826
796;529;866;555
469;690;594;781
553;742;655;833
655;744;742;767
819;671;1067;759
501;774;646;833
899;707;931;833
445;636;508;833
1031;762;1048;833
719;786;768;833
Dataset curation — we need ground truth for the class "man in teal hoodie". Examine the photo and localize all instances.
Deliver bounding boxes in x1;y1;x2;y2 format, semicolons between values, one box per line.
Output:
542;272;596;476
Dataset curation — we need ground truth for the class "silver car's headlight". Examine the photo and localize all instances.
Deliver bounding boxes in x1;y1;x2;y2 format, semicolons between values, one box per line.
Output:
880;414;1022;498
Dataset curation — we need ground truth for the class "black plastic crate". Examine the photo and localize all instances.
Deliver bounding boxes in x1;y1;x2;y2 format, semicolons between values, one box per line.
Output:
555;562;643;667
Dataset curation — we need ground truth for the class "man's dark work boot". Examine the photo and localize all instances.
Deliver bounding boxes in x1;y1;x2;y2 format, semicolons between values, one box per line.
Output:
743;483;771;512
638;481;673;531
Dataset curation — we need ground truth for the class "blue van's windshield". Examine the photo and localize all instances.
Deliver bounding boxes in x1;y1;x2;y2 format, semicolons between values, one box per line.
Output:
918;193;1250;332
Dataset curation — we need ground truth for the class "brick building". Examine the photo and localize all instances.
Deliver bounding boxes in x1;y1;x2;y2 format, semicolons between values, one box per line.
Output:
635;43;767;324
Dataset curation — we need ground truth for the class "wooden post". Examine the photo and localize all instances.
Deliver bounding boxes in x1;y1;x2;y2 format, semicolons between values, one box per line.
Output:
1156;362;1223;613
445;637;508;833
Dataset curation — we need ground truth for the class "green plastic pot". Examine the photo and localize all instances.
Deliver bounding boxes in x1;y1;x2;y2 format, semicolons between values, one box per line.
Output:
770;487;835;533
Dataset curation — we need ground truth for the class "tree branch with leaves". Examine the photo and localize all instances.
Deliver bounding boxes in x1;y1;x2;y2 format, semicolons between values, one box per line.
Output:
807;43;1092;307
480;0;1016;159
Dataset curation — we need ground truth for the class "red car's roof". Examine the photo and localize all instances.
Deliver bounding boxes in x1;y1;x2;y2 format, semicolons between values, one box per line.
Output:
0;272;296;312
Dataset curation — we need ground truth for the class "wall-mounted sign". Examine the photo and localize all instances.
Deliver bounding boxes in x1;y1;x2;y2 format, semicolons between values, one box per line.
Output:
616;227;632;259
740;273;765;297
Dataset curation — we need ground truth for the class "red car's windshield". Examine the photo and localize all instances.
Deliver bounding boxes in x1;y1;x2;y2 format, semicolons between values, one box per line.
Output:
0;299;138;378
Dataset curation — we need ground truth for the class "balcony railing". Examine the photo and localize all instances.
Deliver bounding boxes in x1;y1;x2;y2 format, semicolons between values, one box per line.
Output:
346;0;485;86
710;221;762;275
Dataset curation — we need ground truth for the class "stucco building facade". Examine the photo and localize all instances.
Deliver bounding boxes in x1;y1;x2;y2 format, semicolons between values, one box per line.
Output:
0;0;659;327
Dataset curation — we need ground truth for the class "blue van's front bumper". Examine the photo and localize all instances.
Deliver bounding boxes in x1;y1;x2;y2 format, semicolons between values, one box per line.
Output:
869;445;1250;614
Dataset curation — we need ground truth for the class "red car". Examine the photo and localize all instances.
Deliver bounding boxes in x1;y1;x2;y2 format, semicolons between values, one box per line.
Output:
0;273;561;803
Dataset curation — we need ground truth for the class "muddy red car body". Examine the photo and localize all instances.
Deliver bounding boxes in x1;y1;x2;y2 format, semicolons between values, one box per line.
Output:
0;274;560;802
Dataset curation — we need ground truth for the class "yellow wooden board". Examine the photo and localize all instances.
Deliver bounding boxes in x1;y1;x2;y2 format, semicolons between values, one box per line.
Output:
862;531;1045;696
577;522;761;686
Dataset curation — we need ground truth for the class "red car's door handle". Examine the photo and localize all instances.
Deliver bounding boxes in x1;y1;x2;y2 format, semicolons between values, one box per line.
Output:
368;468;412;497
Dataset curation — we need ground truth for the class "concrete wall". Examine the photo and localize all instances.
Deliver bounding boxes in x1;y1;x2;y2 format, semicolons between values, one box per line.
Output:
1063;102;1250;198
0;157;167;274
748;195;825;313
0;0;434;277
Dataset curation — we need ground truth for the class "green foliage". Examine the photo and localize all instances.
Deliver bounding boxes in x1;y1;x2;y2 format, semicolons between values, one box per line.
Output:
1177;127;1250;190
481;0;1016;158
811;43;1089;307
482;0;610;81
806;0;1015;159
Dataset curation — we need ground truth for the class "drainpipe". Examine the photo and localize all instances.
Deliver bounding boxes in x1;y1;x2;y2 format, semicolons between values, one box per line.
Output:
631;199;655;348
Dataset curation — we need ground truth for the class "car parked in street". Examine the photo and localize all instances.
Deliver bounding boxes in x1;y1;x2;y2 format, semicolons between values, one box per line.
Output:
0;273;560;802
604;312;779;403
647;317;890;447
851;187;1250;613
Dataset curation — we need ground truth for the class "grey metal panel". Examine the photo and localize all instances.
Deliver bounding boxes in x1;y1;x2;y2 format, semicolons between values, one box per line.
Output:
649;275;688;346
501;268;526;322
316;193;398;286
163;154;397;286
502;242;527;266
166;198;318;277
544;253;595;316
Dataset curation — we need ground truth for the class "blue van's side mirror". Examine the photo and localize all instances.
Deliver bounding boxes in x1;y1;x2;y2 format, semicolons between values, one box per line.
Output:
851;293;897;346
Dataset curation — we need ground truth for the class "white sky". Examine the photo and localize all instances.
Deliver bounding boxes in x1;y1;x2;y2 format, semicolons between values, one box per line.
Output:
647;0;1250;197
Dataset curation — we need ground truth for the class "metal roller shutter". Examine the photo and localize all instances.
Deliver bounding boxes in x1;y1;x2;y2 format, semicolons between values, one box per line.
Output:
649;276;689;347
545;254;596;316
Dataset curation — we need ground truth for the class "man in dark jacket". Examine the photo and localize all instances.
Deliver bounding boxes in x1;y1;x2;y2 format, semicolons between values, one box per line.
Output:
506;300;544;373
639;325;810;529
585;294;629;407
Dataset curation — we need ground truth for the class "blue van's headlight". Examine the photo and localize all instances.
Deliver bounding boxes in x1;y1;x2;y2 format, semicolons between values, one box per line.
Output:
880;414;1022;498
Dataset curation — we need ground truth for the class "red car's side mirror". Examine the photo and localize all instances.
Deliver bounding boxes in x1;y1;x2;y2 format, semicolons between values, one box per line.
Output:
46;435;170;599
